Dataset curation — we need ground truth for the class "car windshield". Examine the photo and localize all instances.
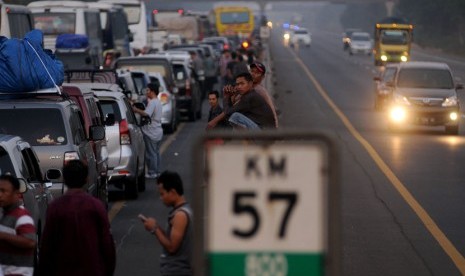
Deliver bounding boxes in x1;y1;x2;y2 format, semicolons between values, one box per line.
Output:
32;13;76;35
397;68;454;89
118;64;167;77
0;109;67;146
352;35;370;41
381;30;408;45
0;147;15;176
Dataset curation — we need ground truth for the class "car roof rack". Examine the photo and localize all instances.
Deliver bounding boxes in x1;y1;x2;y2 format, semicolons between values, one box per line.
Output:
64;69;118;84
0;86;72;100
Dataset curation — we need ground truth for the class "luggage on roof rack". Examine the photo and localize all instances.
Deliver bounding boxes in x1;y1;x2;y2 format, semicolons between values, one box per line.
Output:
0;29;64;93
56;34;89;49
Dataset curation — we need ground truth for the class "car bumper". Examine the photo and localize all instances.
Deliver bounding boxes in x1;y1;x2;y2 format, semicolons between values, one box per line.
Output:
107;145;138;185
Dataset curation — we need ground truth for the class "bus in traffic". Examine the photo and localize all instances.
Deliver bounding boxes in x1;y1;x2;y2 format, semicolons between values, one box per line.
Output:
213;6;254;39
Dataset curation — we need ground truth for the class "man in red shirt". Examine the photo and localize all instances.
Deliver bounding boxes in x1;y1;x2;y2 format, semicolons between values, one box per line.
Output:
0;175;36;276
38;160;115;276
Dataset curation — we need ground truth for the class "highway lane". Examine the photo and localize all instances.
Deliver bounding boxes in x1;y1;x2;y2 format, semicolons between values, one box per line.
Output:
269;15;465;274
109;5;465;275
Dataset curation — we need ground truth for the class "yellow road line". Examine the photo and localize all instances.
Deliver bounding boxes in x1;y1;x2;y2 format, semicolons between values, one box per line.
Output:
108;123;185;222
288;49;465;273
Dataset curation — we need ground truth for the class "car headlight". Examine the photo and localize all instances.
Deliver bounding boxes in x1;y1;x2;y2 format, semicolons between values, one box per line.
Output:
442;95;458;107
393;93;410;105
284;33;290;40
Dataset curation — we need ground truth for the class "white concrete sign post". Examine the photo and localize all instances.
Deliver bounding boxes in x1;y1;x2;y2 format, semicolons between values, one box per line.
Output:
193;132;340;276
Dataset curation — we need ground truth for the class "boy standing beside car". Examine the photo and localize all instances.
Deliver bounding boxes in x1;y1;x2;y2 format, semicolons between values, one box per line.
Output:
133;82;164;178
0;174;36;276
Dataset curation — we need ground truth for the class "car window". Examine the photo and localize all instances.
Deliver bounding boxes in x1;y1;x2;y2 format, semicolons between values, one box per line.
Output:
0;147;15;176
0;108;67;146
383;68;397;83
100;100;122;122
8;13;32;39
69;110;86;145
86;98;103;126
352;34;370;41
33;13;76;35
117;64;167;77
173;64;187;81
397;68;454;89
21;148;42;182
123;98;137;124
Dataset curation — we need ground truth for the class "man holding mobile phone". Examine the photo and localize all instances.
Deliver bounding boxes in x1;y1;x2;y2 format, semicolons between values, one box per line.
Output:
141;171;193;276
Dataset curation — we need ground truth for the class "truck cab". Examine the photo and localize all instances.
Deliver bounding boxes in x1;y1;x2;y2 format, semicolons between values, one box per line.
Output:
373;17;414;66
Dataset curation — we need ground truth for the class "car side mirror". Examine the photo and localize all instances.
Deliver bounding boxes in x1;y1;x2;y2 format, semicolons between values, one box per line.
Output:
105;113;115;126
133;102;145;110
18;178;27;193
89;125;105;141
456;83;464;90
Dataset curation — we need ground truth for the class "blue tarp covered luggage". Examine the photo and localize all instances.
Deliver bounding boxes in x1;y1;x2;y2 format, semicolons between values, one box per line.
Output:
0;29;64;92
56;34;89;49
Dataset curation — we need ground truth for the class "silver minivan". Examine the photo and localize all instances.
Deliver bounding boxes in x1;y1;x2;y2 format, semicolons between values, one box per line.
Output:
0;93;105;202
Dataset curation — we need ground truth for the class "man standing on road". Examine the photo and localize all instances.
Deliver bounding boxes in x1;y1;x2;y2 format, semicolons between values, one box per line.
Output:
38;160;115;276
0;175;36;276
141;171;193;276
133;82;163;179
250;62;279;128
207;72;276;130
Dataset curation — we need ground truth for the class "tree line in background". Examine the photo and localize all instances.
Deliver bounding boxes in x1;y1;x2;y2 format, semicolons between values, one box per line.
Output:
340;0;465;55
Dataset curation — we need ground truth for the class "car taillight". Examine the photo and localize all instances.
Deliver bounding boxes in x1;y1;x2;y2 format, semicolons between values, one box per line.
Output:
119;119;131;145
223;44;230;50
159;92;169;104
64;151;80;166
185;79;191;96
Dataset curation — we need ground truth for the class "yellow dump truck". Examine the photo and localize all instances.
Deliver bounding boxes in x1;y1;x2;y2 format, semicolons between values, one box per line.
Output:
374;18;414;66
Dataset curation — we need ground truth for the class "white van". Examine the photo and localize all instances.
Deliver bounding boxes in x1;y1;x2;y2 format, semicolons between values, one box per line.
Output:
0;2;33;39
99;0;148;55
27;0;104;65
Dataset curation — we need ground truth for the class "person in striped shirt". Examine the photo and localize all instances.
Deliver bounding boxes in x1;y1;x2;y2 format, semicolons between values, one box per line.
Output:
0;174;36;276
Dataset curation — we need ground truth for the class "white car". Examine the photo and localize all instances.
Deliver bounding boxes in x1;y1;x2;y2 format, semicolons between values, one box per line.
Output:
291;28;311;47
348;32;372;55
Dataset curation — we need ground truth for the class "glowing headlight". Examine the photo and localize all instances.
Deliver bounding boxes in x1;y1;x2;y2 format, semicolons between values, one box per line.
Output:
284;33;290;40
390;106;407;122
393;93;410;105
450;112;458;121
400;56;408;62
442;96;458;107
381;55;388;61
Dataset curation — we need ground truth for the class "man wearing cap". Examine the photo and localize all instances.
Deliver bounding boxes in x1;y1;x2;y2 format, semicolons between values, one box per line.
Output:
249;62;279;128
206;72;275;130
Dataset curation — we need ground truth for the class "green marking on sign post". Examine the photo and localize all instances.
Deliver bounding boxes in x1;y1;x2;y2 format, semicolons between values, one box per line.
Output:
209;252;324;276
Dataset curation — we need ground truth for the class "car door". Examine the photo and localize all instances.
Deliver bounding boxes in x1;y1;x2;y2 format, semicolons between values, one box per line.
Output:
20;146;51;228
122;97;145;172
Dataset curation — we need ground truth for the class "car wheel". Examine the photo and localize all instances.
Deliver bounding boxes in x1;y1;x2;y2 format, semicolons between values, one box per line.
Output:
445;125;459;135
138;159;146;192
